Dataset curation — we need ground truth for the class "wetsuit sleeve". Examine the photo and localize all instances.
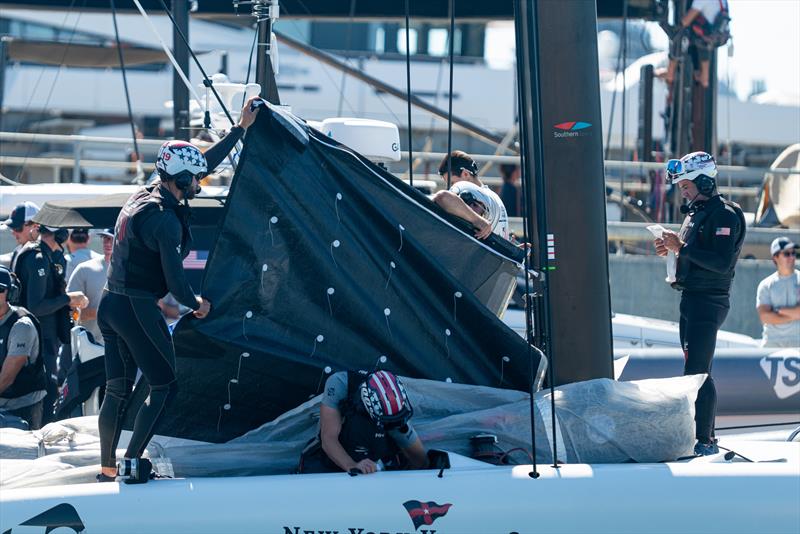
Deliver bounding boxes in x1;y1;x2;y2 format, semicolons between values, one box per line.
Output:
149;214;200;310
680;208;742;274
321;372;348;408
203;126;245;173
19;253;69;317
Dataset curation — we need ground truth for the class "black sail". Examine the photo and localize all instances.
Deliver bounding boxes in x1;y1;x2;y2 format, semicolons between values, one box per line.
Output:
147;108;540;442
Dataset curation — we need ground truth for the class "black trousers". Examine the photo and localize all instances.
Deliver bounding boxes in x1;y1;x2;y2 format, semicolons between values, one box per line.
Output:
40;335;60;425
679;291;730;443
97;291;177;469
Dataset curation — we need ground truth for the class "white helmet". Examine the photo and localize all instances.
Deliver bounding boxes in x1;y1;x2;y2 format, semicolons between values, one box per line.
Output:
155;141;207;181
666;151;718;184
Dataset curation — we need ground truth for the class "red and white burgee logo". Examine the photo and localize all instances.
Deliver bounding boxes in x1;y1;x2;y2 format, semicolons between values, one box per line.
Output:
403;500;453;530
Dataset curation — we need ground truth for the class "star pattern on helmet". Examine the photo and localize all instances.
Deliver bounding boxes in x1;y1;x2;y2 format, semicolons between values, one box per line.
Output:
683;152;714;171
174;147;201;166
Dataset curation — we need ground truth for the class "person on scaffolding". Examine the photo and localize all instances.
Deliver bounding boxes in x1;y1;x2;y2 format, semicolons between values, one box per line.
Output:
96;97;261;484
653;151;745;456
298;370;429;474
664;0;731;89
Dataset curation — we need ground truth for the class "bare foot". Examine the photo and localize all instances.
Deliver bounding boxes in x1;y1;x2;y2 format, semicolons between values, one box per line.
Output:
101;466;117;478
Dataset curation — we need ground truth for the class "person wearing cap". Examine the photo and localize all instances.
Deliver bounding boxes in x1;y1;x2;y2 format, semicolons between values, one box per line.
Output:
2;202;41;271
64;228;102;282
12;223;88;424
0;265;45;430
67;229;114;345
653;151;746;456
756;237;800;348
96;96;261;483
432;151;509;241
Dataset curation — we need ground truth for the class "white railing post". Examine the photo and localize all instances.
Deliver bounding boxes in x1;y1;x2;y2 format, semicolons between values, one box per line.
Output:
73;139;82;183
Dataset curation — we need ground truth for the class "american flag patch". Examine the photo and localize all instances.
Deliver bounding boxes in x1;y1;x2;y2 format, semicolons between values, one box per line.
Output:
183;250;208;269
715;227;731;236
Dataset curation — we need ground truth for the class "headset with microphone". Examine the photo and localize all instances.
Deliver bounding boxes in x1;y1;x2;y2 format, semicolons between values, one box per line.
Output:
0;266;21;305
678;175;716;215
667;152;718;215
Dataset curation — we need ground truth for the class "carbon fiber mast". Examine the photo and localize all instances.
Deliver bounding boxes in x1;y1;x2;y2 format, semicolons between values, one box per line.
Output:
514;0;614;385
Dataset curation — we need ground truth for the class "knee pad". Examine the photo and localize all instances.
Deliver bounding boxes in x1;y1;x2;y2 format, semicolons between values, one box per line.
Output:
105;378;133;402
148;381;177;409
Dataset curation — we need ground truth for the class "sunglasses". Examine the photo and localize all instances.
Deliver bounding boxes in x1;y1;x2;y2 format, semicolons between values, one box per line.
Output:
666;159;684;178
778;251;796;258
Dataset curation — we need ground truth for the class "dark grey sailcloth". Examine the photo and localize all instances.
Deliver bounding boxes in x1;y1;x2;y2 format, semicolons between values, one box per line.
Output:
134;107;541;442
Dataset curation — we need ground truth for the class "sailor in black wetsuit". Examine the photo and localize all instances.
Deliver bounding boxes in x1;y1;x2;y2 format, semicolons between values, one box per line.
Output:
97;97;261;483
298;370;428;474
14;225;87;424
654;151;745;456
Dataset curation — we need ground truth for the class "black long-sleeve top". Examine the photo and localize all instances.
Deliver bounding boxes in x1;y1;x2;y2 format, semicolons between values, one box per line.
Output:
673;195;747;294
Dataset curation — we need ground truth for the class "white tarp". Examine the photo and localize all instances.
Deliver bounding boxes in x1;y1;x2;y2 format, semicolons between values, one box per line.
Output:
0;375;703;488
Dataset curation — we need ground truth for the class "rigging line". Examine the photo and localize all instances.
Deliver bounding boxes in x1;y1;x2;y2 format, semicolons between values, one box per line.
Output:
524;0;558;469
14;0;86;183
513;0;538;478
619;0;629;222
336;0;357;117
315;57;357;116
152;0;235;126
4;0;79;139
130;0;203;106
135;0;239;174
241;24;259;109
276;3;359;116
445;0;455;189
372;83;404;126
110;0;144;184
404;0;414;186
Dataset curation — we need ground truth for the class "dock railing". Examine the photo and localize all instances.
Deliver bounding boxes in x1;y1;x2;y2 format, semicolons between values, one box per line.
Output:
0;130;794;196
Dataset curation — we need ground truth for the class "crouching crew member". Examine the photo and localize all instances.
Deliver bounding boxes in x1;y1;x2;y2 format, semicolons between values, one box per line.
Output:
654;151;745;456
96;97;261;483
299;370;429;474
0;266;45;430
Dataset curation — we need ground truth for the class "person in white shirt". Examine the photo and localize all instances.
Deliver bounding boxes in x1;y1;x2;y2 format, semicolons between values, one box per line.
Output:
432;151;509;241
67;228;114;344
64;228;102;281
756;237;800;348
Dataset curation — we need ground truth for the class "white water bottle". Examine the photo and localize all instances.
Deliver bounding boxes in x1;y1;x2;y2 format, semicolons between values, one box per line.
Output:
665;250;677;283
647;225;676;283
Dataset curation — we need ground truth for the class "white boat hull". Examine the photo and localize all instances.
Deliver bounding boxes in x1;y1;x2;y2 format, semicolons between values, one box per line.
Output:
2;446;799;534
